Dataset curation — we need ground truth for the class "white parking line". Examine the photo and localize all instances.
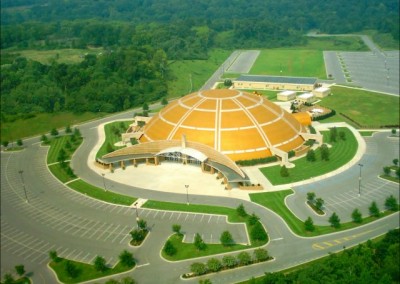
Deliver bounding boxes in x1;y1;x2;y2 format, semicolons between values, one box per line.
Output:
119;233;131;244
80;221;100;238
177;212;181;220
111;226;129;243
96;224;114;240
208;215;212;223
153;211;159;218
65;249;76;259
104;225;121;241
169;212;174;220
200;215;204;222
87;223;107;239
184;213;189;221
161;212;166;219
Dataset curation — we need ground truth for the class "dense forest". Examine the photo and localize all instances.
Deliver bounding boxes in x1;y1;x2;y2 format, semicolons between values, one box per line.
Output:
253;229;400;284
1;0;399;123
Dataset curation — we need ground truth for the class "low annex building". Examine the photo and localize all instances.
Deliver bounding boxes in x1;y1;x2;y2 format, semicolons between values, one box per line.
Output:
277;90;296;101
233;75;317;91
98;89;321;188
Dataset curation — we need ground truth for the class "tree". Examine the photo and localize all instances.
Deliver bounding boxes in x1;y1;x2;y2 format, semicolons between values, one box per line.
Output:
393;158;399;166
172;224;181;234
250;222;267;241
161;97;168;106
74;128;81;138
248;213;260;225
280;165;289;177
142;102;149;111
49;250;60;262
194;233;206;251
190;262;207;275
369;201;380;217
339;131;346;141
237;251;251;266
220;231;234;246
329;212;341;228
330;127;337;142
222;255;237;268
304;217;315;232
65;140;72;149
57;148;67;165
253;248;269;262
50;128;59;136
384;195;398;211
15;264;25;277
306;149;316;162
138;219;147;230
351;209;363;223
320;144;330;161
207;258;222;272
236;203;248;217
396;168;400;179
224;79;232;86
163;240;177;256
17;139;23;146
315;198;324;211
130;229;145;242
391;129;397;135
383;166;391;175
65;125;72;133
3;273;14;284
65;260;79;278
120;277;137;284
119;250;135;267
307;192;316;202
94;256;107;272
2;141;9;147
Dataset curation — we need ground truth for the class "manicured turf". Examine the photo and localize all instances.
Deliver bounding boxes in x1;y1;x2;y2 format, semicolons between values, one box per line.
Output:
249;190;398;237
319;86;400;127
96;121;132;158
68;180;136;206
250;49;326;78
358;131;376;137
380;175;400;183
49;163;76;183
47;135;83;164
49;258;134;284
260;128;357;185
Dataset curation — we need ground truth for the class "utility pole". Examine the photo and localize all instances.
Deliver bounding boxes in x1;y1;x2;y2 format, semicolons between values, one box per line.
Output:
358;164;363;197
185;184;189;205
18;170;28;203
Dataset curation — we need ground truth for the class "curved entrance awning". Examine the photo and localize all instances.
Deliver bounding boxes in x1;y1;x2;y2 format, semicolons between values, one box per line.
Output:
156;147;208;162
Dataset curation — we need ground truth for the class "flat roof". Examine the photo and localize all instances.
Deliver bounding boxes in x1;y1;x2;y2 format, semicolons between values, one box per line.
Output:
298;93;314;99
278;90;296;96
314;87;330;92
235;75;317;85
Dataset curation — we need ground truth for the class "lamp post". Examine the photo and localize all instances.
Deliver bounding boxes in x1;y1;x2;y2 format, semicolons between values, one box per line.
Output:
134;202;140;228
101;173;107;191
18;170;28;203
185;184;189;205
358;164;363;197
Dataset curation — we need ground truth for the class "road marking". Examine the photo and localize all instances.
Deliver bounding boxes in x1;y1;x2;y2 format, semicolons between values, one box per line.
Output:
169;212;174;220
184;214;189;221
208;215;212;223
271;237;283;241
323;242;334;247
162;212;166;219
312;244;325;250
200;215;204;222
177;212;181;220
136;263;150;268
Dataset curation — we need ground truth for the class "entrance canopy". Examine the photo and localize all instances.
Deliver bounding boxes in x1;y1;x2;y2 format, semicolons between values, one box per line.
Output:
157;147;208;162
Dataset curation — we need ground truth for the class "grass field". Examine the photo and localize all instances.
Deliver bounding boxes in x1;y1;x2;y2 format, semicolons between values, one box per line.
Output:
260;128;357;185
49;163;76;183
319;86;400;127
96;121;132;158
68;179;136;206
167;49;231;97
47;135;82;164
49;258;134;284
249;190;397;237
1;111;106;142
359;131;376;137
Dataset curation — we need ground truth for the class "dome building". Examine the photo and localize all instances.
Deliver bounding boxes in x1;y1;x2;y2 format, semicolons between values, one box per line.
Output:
99;89;320;188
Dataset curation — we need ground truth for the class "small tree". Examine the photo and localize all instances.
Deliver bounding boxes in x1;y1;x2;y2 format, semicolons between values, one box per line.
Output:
70;135;76;143
391;129;397;135
224;79;232;87
15;264;25;277
57;148;67;165
3;274;14;284
393;158;399;166
194;233;206;251
119;250;135;267
383;166;391;175
306;149;316;162
207;258;222;272
250;222;267;241
130;229;145;243
330;127;337;142
339;131;346;141
190;262;207;275
49;250;60;262
306;192;316;203
172;224;181;234
253;248;269;262
65;125;72;133
142;103;149;111
222;255;237;268
65;260;79;278
94;256;107;272
74;127;81;138
384;195;398;211
163;240;177;256
236;203;247;217
280;165;289;177
2;141;9;147
17;139;23;146
220;231;234;246
304;217;315;232
351;209;363;223
161;97;168;106
65;140;72;149
138;219;147;230
396;168;400;179
315;198;324;211
329;212;341;228
248;213;260;225
320;144;330;161
237;251;251;266
50;128;59;136
369;201;380;217
41;134;48;143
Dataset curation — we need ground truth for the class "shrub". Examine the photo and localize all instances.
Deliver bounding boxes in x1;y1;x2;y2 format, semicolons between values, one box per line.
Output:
194;233;207;251
220;231;234;246
50;128;59;136
237;252;251;266
17;139;23;146
119;250;135;267
320;144;330;161
130;229;146;242
280;165;289;177
253;248;269;262
138;219;147;230
207;258;222;272
235;156;278;166
369;201;380;217
329;212;341;228
94;256;107;272
190;262;207;275
304;217;315;232
65;260;80;278
393;158;399;166
172;224;181;234
248;213;260;225
236;203;247;217
250;222;267;241
351;209;363;223
288;150;295;158
306;149;316;162
163;240;177;256
383;166;391;175
222;255;237;268
306;192;316;202
384;195;398;211
315;198;324;210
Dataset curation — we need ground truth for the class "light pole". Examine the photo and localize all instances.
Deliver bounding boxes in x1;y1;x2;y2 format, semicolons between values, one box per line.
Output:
185;184;189;205
358;164;363;197
18;170;28;203
134;202;140;228
101;173;107;191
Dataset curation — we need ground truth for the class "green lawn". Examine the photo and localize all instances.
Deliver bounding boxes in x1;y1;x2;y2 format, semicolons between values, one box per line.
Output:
249;190;398;237
319;86;400;127
68;179;136;206
49;258;134;284
47;135;83;164
96;121;132;158
167;49;231;97
358;131;376;137
260;128;357;185
250;50;326;78
380;175;400;183
1;111;106;142
49;163;77;183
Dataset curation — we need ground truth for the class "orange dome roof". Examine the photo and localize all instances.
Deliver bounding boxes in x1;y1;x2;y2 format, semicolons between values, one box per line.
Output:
140;89;307;161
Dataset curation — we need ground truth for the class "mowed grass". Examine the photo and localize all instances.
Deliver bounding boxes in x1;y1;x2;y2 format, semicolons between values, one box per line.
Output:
237;89;279;101
47;135;82;164
96;121;132;158
320;86;400;127
49;163;76;183
249;190;398;237
1;111;105;142
167;49;231;97
68;179;136;206
250;50;325;78
260;128;357;185
49;258;134;284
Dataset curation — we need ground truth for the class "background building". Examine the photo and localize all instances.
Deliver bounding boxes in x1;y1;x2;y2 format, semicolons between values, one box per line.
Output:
233;75;317;91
